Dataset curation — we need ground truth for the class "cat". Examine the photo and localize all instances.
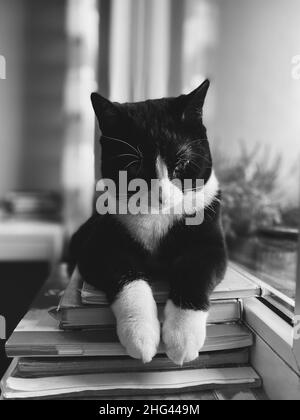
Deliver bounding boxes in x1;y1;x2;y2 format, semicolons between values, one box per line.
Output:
69;80;227;366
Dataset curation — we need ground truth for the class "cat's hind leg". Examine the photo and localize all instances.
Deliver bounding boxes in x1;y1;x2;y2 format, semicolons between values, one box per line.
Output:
112;280;161;363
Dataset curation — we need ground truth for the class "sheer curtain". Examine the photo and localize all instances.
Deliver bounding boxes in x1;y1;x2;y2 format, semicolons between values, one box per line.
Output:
109;0;174;102
66;0;219;228
63;0;99;233
108;0;218;103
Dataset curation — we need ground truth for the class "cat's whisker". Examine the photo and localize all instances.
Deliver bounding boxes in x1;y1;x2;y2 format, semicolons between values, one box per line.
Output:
110;153;140;161
191;156;211;164
102;135;141;156
176;140;207;157
184;187;204;193
189;161;203;171
124;160;140;171
190;139;207;144
137;146;143;158
205;199;221;216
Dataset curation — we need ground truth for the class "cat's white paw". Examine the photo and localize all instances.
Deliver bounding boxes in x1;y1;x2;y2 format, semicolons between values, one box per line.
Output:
111;280;161;363
116;318;160;363
162;300;208;366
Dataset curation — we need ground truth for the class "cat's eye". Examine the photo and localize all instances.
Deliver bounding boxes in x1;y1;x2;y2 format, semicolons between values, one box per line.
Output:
174;160;191;177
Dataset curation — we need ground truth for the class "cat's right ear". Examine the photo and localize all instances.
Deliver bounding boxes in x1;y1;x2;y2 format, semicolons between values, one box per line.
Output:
181;80;210;123
91;93;120;132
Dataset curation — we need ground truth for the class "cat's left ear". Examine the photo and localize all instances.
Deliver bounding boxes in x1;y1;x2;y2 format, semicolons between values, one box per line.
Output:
182;79;210;122
91;93;121;133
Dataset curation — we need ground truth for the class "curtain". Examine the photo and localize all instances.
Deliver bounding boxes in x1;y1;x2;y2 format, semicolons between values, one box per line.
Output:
108;0;182;102
107;0;219;100
63;0;99;233
87;0;218;223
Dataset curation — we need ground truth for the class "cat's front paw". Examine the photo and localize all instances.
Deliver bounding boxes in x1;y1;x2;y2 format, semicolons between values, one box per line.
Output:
112;280;161;363
162;300;208;366
116;318;160;363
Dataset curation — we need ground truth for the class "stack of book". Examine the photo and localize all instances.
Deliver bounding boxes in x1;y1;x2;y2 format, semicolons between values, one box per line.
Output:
2;266;263;400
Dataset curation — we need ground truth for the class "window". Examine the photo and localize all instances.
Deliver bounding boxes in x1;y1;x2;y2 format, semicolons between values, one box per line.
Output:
181;0;300;312
96;0;300;317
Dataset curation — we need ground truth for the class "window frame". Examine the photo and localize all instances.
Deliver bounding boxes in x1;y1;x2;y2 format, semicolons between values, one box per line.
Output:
233;225;300;375
231;262;296;321
243;299;298;375
293;227;300;371
243;297;300;399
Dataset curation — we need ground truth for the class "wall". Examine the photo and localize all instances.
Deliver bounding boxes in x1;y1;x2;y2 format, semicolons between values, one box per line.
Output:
0;0;68;197
20;0;67;191
0;0;25;196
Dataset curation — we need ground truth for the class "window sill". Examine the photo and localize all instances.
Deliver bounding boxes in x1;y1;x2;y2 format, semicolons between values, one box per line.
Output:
243;298;298;374
243;298;300;400
231;262;295;318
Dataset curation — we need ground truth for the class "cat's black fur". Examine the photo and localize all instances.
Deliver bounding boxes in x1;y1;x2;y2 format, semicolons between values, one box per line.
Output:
69;80;227;312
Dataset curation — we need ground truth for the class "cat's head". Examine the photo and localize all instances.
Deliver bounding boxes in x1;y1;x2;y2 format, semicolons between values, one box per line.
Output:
92;80;216;214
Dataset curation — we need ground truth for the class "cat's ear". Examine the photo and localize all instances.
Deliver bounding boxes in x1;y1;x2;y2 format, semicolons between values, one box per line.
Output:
91;93;120;132
182;79;210;123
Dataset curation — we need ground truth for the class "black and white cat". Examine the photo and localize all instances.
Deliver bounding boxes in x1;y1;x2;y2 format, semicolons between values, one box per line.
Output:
69;80;227;366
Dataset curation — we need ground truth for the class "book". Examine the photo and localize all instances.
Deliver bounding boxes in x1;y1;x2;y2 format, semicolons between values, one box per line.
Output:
1;359;261;400
81;265;261;306
57;270;241;328
6;308;253;358
16;349;249;378
55;263;262;329
58;301;241;330
6;264;255;358
3;264;263;400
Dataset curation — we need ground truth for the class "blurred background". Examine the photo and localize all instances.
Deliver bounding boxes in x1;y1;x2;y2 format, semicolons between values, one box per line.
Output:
1;0;300;372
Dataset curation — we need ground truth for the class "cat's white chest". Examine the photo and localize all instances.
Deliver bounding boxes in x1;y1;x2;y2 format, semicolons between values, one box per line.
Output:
118;213;180;252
